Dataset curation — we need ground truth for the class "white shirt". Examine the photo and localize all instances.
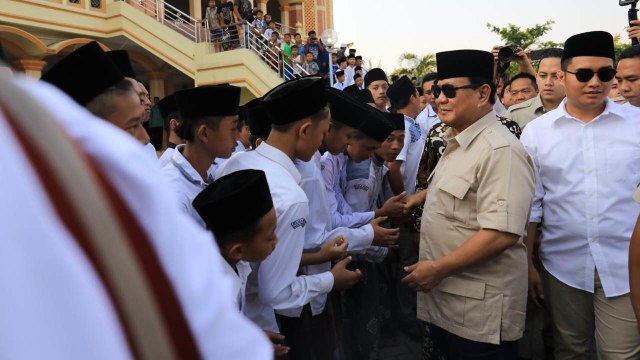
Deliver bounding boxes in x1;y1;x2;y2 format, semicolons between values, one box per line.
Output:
521;98;640;297
161;145;212;229
2;76;271;360
295;151;374;314
221;259;252;313
344;66;356;86
395;114;425;195
219;143;334;331
416;104;440;139
494;99;507;116
343;157;384;213
143;142;157;161
332;81;346;91
157;147;175;168
321;152;376;229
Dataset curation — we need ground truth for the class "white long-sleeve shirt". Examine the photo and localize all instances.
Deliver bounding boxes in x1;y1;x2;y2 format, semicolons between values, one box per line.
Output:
161;145;213;229
320;152;376;229
219;143;334;331
416;104;440;140
294;151;374;314
395;114;425;195
1;76;271;360
521;98;640;297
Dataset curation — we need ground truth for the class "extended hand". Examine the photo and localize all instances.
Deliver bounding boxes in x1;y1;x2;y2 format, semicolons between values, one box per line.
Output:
401;261;444;292
319;236;348;262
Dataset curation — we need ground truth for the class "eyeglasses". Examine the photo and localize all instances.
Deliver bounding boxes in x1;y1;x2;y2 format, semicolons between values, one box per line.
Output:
431;83;480;99
564;68;616;83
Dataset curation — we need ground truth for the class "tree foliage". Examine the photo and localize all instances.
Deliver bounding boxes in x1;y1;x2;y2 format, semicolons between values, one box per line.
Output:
486;20;555;48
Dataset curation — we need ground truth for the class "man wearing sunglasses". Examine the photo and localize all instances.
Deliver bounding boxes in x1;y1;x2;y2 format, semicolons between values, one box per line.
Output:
402;49;535;359
521;31;640;359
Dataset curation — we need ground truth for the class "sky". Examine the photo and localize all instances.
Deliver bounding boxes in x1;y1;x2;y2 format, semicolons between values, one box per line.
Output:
333;0;631;74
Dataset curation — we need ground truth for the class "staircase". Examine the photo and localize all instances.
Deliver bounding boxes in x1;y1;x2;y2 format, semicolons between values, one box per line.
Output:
0;0;301;97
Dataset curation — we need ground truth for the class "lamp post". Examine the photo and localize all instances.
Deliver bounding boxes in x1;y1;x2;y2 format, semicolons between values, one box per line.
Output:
406;57;419;79
321;28;338;86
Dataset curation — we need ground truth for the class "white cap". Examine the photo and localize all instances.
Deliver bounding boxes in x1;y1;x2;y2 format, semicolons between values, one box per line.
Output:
340;43;347;48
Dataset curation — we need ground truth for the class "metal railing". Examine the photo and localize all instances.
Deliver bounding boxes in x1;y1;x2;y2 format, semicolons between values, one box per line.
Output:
202;20;308;80
274;21;297;36
124;0;205;42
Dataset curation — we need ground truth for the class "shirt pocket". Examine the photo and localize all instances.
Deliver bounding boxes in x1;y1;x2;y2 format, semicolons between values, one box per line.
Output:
435;277;486;326
434;175;472;223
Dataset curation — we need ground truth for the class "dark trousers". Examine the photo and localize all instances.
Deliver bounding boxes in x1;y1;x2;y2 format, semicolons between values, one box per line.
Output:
277;302;338;360
431;325;518;360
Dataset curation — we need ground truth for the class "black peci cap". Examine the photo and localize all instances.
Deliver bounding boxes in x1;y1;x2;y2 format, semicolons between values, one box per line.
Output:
193;169;273;241
41;41;124;106
175;85;241;118
436;49;494;81
261;76;327;125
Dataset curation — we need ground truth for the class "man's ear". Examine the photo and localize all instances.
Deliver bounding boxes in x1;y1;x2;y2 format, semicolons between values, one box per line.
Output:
169;118;178;130
297;120;313;138
477;84;492;105
227;243;243;263
196;123;209;143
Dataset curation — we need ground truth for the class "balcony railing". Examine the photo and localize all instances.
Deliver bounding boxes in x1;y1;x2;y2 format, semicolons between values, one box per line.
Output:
202;20;309;80
122;0;205;42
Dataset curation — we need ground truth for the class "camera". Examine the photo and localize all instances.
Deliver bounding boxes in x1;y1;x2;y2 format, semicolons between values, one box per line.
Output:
621;0;639;45
497;43;518;64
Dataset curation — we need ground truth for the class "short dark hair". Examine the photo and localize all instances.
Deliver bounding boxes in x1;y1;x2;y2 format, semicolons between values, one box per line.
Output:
272;31;279;37
256;9;263;14
291;45;298;50
619;44;640;62
468;77;496;105
175;115;226;142
389;88;418;110
268;20;275;25
391;75;399;82
499;80;511;99
540;48;564;62
338;57;347;64
422;72;438;85
294;32;301;37
85;79;136;120
264;13;271;17
510;72;538;89
271;105;330;133
284;33;291;38
215;221;260;250
308;30;316;36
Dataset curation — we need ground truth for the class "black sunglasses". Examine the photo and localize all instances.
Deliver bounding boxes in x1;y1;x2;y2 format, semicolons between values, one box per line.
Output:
432;83;480;99
564;68;616;83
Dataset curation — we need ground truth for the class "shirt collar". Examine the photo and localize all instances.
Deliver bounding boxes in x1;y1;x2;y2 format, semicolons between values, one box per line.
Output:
553;97;626;124
531;94;545;113
255;142;302;184
171;144;212;186
446;110;496;151
427;104;438;117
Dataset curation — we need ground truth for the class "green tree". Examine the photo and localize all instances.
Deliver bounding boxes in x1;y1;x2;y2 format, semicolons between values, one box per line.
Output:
390;52;436;81
486;20;555;48
614;34;631;61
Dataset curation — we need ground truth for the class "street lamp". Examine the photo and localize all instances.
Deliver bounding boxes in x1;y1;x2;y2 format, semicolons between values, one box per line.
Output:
406;57;419;79
321;28;338;86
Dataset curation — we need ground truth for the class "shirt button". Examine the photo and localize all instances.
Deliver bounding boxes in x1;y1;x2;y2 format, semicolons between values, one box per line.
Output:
497;200;506;206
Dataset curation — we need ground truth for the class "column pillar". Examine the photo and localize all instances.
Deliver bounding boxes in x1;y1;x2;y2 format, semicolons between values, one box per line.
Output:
257;0;267;13
280;4;290;27
147;71;167;99
11;59;47;80
189;0;202;21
